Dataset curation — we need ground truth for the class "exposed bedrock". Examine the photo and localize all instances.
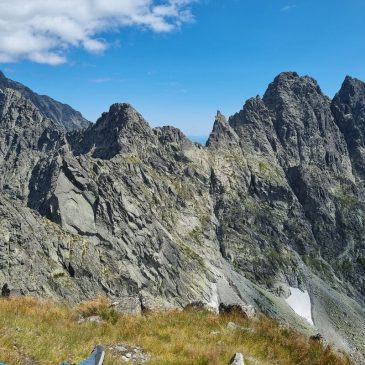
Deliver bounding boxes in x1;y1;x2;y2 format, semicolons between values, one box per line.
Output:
1;71;365;362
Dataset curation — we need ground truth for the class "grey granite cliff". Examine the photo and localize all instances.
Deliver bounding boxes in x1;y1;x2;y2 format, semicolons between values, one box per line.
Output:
1;71;365;363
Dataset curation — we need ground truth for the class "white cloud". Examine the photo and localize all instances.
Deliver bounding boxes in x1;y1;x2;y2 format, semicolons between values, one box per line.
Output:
281;4;296;12
0;0;196;65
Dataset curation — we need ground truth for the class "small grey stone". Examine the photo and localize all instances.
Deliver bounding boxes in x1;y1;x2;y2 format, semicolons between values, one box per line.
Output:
229;353;244;365
77;316;102;325
227;322;240;331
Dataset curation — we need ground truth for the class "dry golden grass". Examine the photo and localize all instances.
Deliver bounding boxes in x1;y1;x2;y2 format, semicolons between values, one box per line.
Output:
0;296;351;365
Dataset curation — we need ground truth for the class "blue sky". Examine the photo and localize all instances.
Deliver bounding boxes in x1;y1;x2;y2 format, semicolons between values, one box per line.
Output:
1;0;365;136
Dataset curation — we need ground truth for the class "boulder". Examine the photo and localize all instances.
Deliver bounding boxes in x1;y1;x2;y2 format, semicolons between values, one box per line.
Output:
229;353;244;365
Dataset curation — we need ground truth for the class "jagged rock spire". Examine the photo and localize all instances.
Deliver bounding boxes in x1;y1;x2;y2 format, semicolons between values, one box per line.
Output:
206;110;239;147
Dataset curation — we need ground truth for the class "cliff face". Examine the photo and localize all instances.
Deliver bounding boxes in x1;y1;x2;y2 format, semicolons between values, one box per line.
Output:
1;71;365;362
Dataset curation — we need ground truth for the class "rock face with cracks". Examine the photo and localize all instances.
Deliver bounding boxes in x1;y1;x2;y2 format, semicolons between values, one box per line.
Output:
1;71;365;363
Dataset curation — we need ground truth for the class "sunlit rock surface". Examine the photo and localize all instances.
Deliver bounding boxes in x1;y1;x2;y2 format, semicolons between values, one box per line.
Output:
1;71;365;363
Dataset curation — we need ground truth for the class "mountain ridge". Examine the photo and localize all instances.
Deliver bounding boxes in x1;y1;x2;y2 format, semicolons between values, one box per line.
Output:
1;71;365;363
0;70;90;132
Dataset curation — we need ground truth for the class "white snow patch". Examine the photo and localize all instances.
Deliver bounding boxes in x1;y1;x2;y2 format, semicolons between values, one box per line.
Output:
285;287;314;326
207;284;219;312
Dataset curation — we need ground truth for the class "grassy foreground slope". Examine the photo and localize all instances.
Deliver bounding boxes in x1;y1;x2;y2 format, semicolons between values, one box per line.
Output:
0;297;350;365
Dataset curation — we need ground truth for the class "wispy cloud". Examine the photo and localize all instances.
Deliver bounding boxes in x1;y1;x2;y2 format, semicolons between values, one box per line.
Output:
281;4;296;12
89;77;113;84
0;0;197;65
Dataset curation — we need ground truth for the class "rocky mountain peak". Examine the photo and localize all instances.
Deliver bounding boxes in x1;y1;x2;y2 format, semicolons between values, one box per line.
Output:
272;71;300;82
263;72;323;110
335;76;365;104
332;76;365;179
101;102;149;131
0;87;63;201
206;110;239;147
229;97;268;127
249;72;351;174
110;102;132;111
0;71;89;131
215;110;225;122
265;71;303;95
344;75;365;89
0;71;10;99
0;70;6;83
69;102;154;159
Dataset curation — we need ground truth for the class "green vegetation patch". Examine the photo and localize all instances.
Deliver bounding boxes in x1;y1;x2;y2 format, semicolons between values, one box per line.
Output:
0;297;351;365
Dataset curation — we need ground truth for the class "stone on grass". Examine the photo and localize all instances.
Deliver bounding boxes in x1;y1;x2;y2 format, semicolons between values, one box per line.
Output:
229;353;244;365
